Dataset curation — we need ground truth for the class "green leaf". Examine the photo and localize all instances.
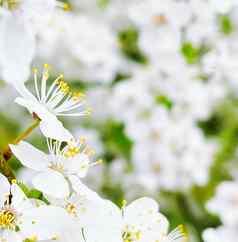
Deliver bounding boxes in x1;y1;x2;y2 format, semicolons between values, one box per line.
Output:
155;95;173;109
219;14;234;35
17;181;49;204
118;27;148;64
98;0;110;8
100;120;133;161
181;42;209;65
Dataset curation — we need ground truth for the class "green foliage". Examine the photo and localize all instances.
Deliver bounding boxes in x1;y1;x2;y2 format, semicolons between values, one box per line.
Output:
100;120;133;162
17;182;49;204
118;27;148;64
219;14;234;35
181;42;209;65
155;95;173;110
98;0;110;8
0;113;20;149
101;181;125;207
193;100;238;205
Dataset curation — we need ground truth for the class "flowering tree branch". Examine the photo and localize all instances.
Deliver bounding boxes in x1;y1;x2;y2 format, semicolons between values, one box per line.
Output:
0;114;41;181
3;114;41;161
0;152;16;181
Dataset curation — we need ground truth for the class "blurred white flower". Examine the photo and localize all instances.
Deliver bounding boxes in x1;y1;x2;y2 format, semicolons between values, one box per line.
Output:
0;10;35;84
203;226;238;242
206;180;238;226
37;13;121;83
0;0;69;84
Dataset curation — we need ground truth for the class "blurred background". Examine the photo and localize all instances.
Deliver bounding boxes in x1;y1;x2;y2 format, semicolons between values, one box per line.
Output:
1;0;238;241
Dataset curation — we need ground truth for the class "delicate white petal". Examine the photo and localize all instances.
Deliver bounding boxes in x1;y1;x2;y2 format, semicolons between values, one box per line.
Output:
15;97;73;142
125;197;160;220
0;173;10;205
10;141;49;171
40;118;73;142
11;184;33;213
0;230;22;242
68;175;102;202
66;154;90;177
21;205;74;241
83;199;123;242
33;170;70;198
0;13;35;84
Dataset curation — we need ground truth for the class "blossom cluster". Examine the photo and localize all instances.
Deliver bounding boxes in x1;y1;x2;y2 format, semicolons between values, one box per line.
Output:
1;0;238;241
0;0;189;241
0;64;187;241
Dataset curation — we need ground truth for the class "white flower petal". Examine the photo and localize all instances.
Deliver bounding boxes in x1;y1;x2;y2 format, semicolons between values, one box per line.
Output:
33;171;70;198
0;13;35;84
40;118;73;142
11;184;33;213
0;230;22;242
15;97;73;142
125;197;159;218
10;141;49;171
21;205;73;241
0;173;10;205
68;175;101;201
66;154;90;177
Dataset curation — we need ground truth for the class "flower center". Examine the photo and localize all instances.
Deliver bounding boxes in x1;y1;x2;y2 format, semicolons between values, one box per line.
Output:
64;146;80;158
33;65;89;117
66;203;77;216
48;162;65;173
122;227;141;242
0;209;16;230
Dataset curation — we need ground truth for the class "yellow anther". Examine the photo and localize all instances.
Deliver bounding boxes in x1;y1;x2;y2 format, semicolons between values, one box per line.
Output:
79;136;87;144
26;235;38;242
0;210;16;229
63;2;71;11
122;227;141;242
51;235;60;240
44;63;50;69
83;147;95;156
95;159;103;165
72;91;85;101
56;80;70;94
66;203;77;215
122;199;127;208
64;146;80;158
11;179;17;184
32;67;38;74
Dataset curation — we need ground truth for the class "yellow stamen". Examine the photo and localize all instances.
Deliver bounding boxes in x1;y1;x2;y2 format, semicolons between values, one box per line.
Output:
66;203;77;216
62;2;71;11
0;210;16;229
72;91;85;101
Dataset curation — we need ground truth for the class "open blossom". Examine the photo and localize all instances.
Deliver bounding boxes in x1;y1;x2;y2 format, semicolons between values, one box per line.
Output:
58;191;188;242
116;198;187;242
0;173;70;241
10;137;101;198
13;65;90;141
49;178;121;242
